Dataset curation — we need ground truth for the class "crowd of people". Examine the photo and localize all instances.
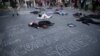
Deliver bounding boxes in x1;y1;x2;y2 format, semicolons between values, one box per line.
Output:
8;0;100;16
23;0;100;11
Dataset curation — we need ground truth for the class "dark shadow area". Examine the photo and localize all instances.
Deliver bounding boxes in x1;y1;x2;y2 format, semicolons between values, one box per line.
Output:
30;11;41;14
88;14;100;19
76;15;100;26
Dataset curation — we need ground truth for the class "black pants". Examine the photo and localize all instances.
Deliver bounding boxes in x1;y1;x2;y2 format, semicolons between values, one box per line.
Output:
80;0;86;9
92;1;99;12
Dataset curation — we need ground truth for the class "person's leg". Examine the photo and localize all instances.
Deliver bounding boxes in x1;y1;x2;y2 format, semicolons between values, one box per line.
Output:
14;8;19;16
81;2;84;9
26;1;28;8
92;1;96;12
12;8;15;16
85;5;88;11
29;1;32;8
82;20;90;25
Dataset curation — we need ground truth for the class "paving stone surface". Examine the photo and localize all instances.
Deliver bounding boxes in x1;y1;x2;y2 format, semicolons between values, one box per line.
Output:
0;7;100;56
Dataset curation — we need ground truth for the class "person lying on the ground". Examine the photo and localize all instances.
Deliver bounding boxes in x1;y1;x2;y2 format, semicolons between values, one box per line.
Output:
56;2;63;11
54;10;68;15
86;14;100;19
55;7;63;11
37;13;52;19
30;10;41;14
46;11;54;14
76;16;100;26
46;7;52;9
73;12;82;18
28;20;54;29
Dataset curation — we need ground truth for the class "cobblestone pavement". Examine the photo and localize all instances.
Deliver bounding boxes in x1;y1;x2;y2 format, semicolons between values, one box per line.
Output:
0;7;100;56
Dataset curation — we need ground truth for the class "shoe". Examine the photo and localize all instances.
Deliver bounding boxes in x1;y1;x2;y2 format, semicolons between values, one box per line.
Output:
37;27;40;29
17;13;19;16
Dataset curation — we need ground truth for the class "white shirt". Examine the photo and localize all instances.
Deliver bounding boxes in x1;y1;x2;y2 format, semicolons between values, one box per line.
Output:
37;13;52;19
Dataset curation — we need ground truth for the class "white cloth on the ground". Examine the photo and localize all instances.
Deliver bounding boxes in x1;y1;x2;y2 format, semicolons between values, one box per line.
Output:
37;13;52;19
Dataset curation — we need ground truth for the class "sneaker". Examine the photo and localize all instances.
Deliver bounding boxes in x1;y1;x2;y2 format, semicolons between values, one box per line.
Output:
17;13;19;16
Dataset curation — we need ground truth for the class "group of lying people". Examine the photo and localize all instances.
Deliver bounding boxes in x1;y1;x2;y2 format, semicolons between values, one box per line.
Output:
29;10;55;29
73;12;100;25
29;8;100;29
30;7;68;15
29;8;55;29
29;9;68;29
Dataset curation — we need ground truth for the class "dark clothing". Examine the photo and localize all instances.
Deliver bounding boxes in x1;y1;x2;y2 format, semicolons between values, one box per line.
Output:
38;21;54;27
28;21;54;29
50;0;56;6
92;0;100;12
88;14;100;19
74;0;78;8
10;1;18;8
26;1;32;8
79;0;87;9
71;0;78;8
77;16;100;25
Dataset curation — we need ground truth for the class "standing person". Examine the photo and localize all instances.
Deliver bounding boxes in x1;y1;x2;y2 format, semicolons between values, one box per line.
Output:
74;0;78;8
42;0;46;6
26;0;30;8
71;0;75;8
35;0;39;7
28;1;32;8
50;0;54;7
92;0;98;12
85;0;91;11
38;0;42;7
50;0;56;7
62;0;69;7
46;0;50;6
79;0;87;9
56;0;63;9
71;0;78;8
10;0;19;16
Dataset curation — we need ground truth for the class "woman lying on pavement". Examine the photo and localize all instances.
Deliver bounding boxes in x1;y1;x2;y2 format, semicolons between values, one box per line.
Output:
28;20;54;29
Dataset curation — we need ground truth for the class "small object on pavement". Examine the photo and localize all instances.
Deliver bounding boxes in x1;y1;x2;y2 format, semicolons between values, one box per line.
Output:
67;23;76;28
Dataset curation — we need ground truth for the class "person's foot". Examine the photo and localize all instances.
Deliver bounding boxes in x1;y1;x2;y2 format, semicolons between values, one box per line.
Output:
82;22;90;26
49;23;55;26
17;13;19;16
